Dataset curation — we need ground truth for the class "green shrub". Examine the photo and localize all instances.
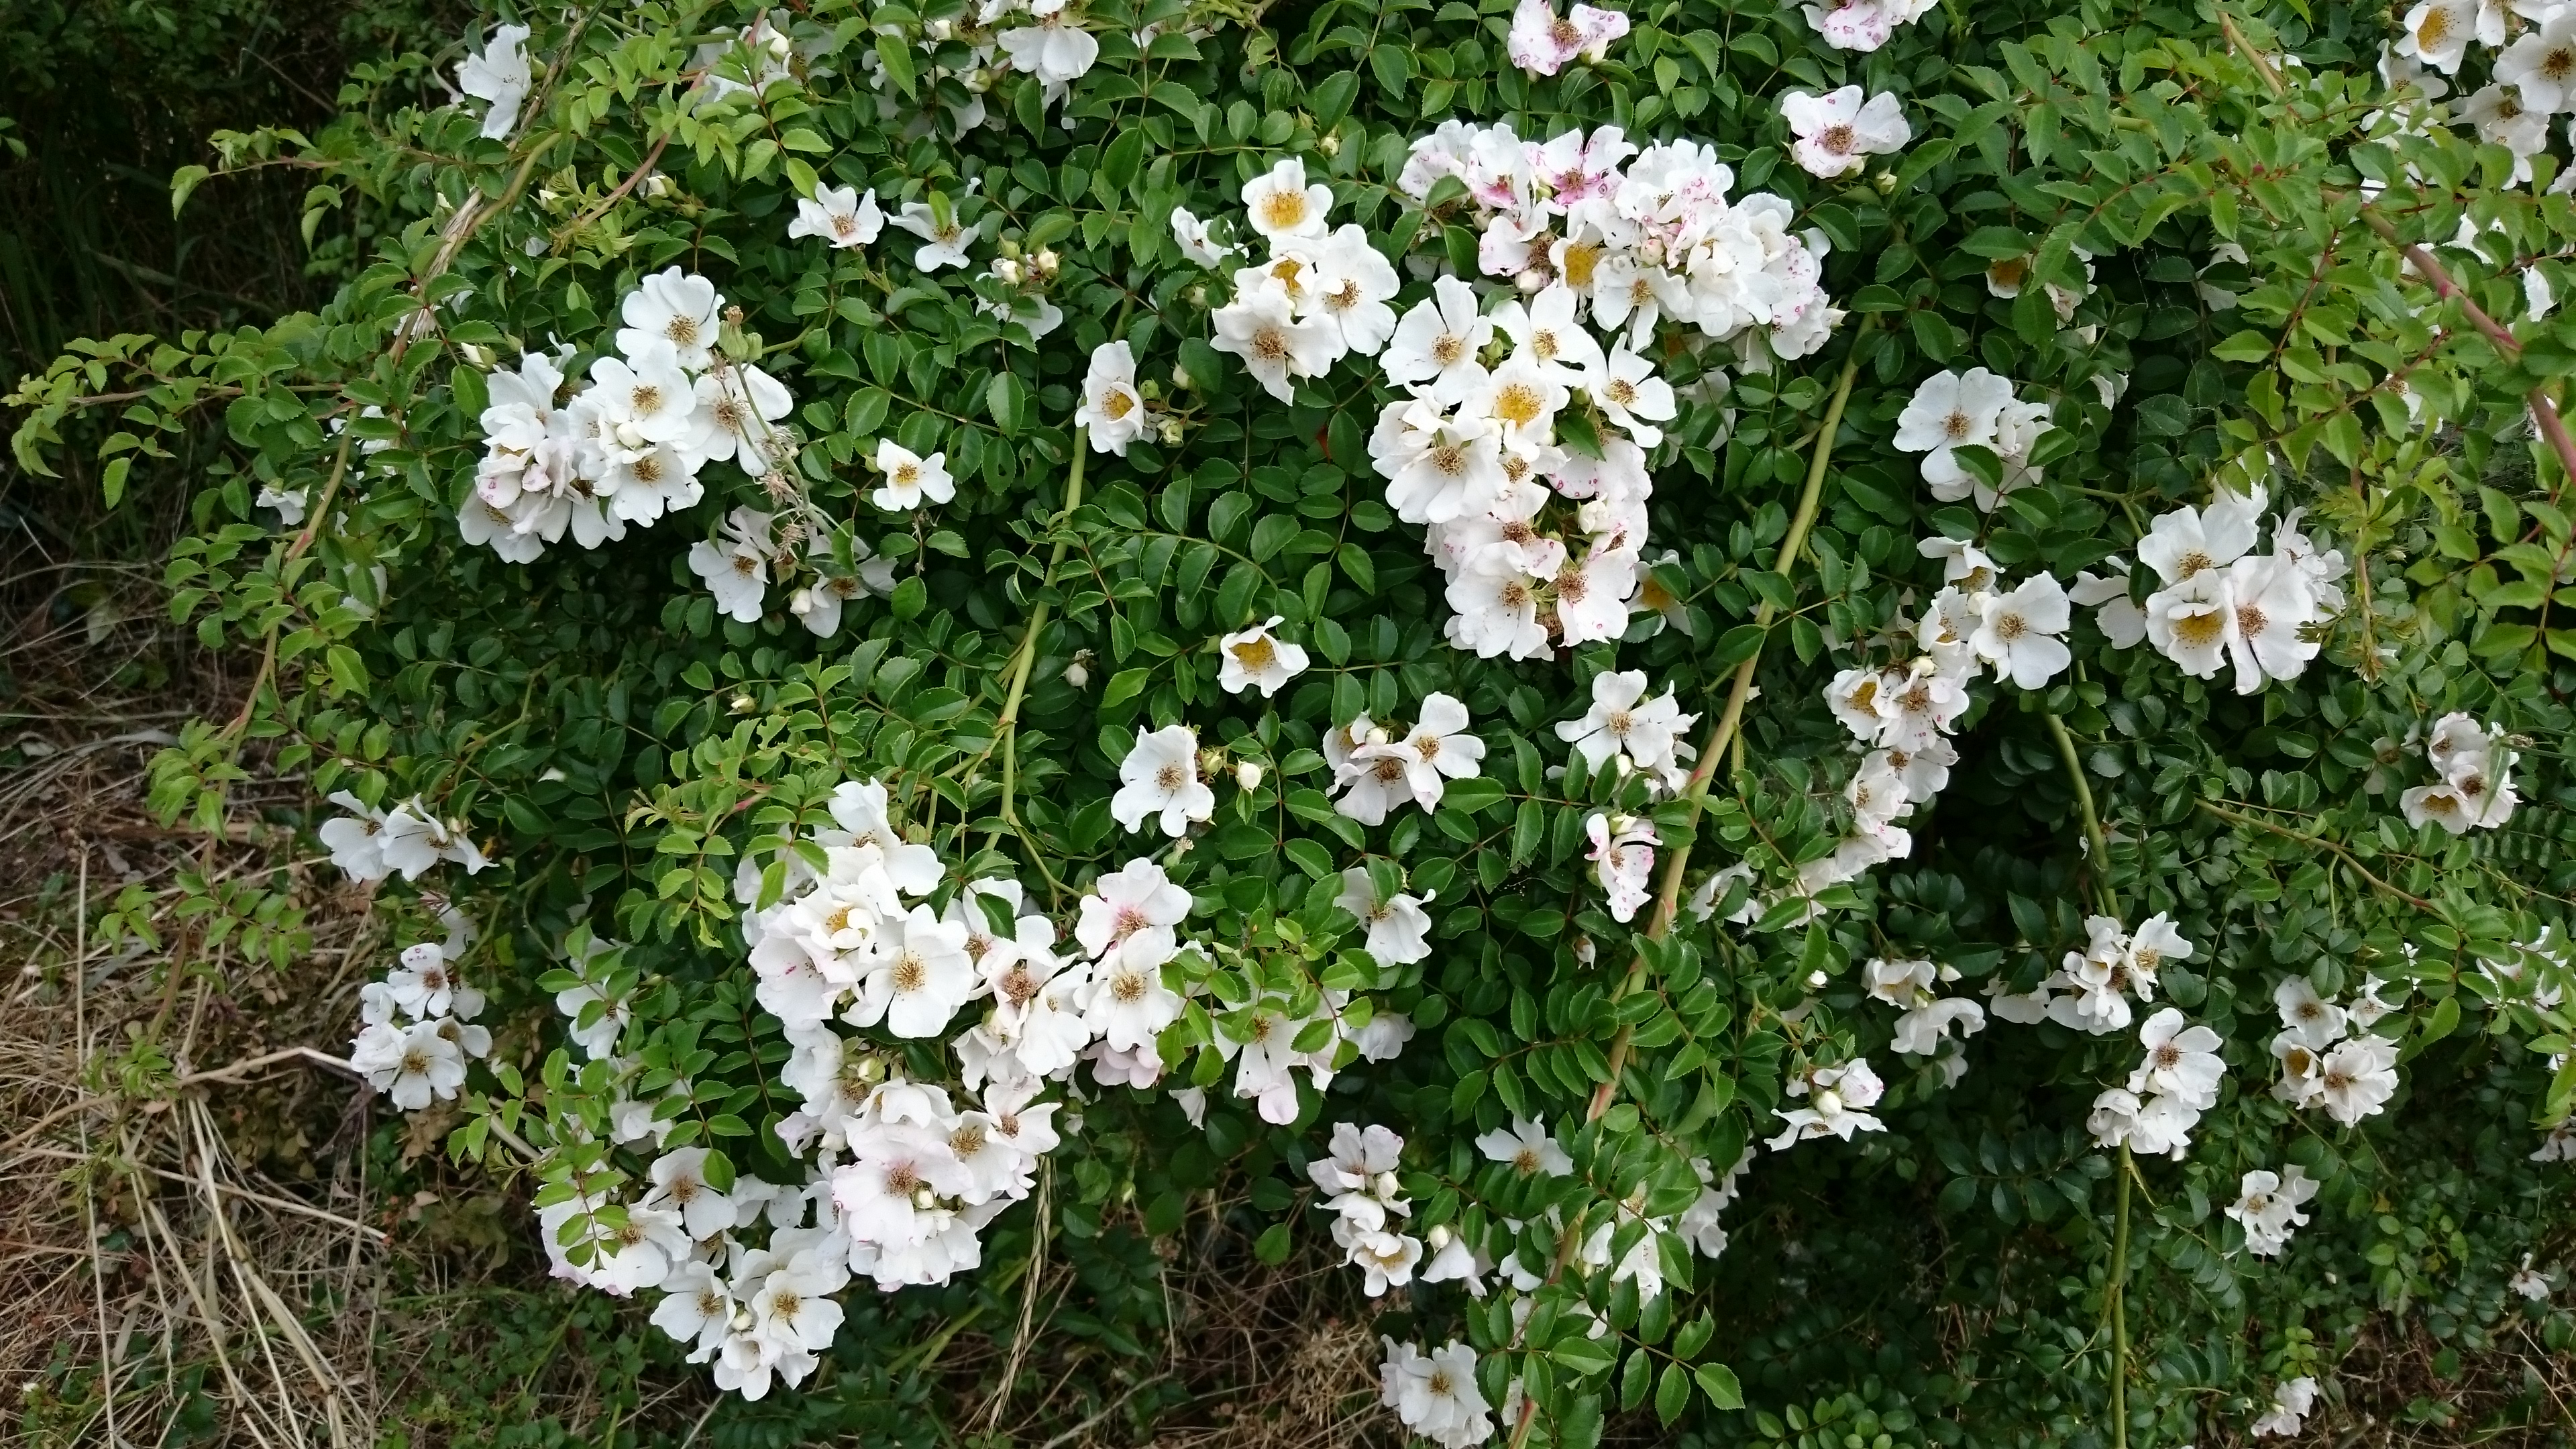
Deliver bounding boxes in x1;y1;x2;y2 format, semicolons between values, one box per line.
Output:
9;0;2575;1444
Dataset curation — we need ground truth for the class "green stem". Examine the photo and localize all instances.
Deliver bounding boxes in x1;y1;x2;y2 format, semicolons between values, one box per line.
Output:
1580;316;1874;1123
2043;710;2114;916
1511;319;1875;1449
991;427;1090;860
2111;1143;2133;1449
2193;798;2437;913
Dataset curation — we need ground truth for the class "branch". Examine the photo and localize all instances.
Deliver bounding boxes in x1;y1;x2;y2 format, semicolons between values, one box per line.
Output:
1508;321;1874;1449
2044;711;2116;916
2194;799;2439;914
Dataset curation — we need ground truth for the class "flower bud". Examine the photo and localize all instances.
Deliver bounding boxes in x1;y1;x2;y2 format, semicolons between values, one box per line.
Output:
458;341;496;369
1171;364;1194;390
789;588;815;616
1938;963;1961;983
1372;1169;1402;1200
1806;969;1829;989
1033;247;1060;276
1872;169;1898;195
1514;267;1548;292
912;1185;939;1210
853;1054;888;1085
1185;284;1208;307
1063;657;1091;688
1158;417;1185;445
1197;747;1228;781
1428;1222;1452;1250
1139;378;1164;402
928;17;954;39
644;173;674;199
1234;761;1264;792
729;692;756;714
994;256;1024;285
1815;1088;1845;1116
1318;129;1342;157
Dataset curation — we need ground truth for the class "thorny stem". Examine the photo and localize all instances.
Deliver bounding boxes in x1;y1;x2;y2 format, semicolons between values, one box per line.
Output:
2220;9;2576;490
1580;318;1874;1123
2194;798;2440;913
1506;324;1873;1449
2110;1142;2133;1449
2043;711;2116;916
982;425;1092;899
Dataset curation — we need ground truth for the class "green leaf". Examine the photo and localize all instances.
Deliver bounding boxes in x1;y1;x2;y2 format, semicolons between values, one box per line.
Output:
1100;667;1151;708
987;372;1029;435
1693;1362;1744;1410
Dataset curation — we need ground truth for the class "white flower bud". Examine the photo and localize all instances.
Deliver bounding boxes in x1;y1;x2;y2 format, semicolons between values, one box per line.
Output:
1235;761;1263;792
995;256;1024;285
928;17;954;38
912;1185;938;1210
644;173;673;199
1806;969;1829;989
1515;268;1548;292
458;342;496;369
1428;1222;1452;1250
1938;963;1961;983
1033;247;1060;275
1372;1169;1402;1200
789;588;815;616
729;693;756;714
1318;130;1342;157
1157;417;1184;445
1171;364;1193;390
1815;1088;1844;1116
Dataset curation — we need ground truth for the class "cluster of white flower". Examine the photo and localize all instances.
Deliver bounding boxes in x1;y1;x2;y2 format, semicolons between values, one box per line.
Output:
1203;158;1402;402
1306;1124;1478;1296
2393;0;2576;188
320;790;490;881
1780;87;1913;178
1770;1058;1887;1148
2268;975;2404;1127
1558;674;1695;919
349;916;492;1110
1761;550;2021;924
2224;1165;2320;1257
468;270;792;562
1865;957;1986;1084
1504;0;1629;76
1478;1122;1741;1305
2074;484;2349;696
688;504;897;636
1322;693;1489;826
1796;0;1937;52
1397;121;1839;358
2249;1375;2320;1438
1989;913;2194;1036
2401;711;2520;833
1208;979;1415;1126
531;781;1366;1399
538;1140;854;1400
1380;1338;1496;1449
1892;368;2056;512
860;1;1100;139
2087;1008;2226;1159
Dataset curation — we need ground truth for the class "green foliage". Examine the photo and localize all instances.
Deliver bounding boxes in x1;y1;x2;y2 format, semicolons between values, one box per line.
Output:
9;0;2576;1444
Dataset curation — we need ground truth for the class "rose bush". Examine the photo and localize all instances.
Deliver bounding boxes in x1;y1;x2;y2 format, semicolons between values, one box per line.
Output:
11;0;2576;1441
